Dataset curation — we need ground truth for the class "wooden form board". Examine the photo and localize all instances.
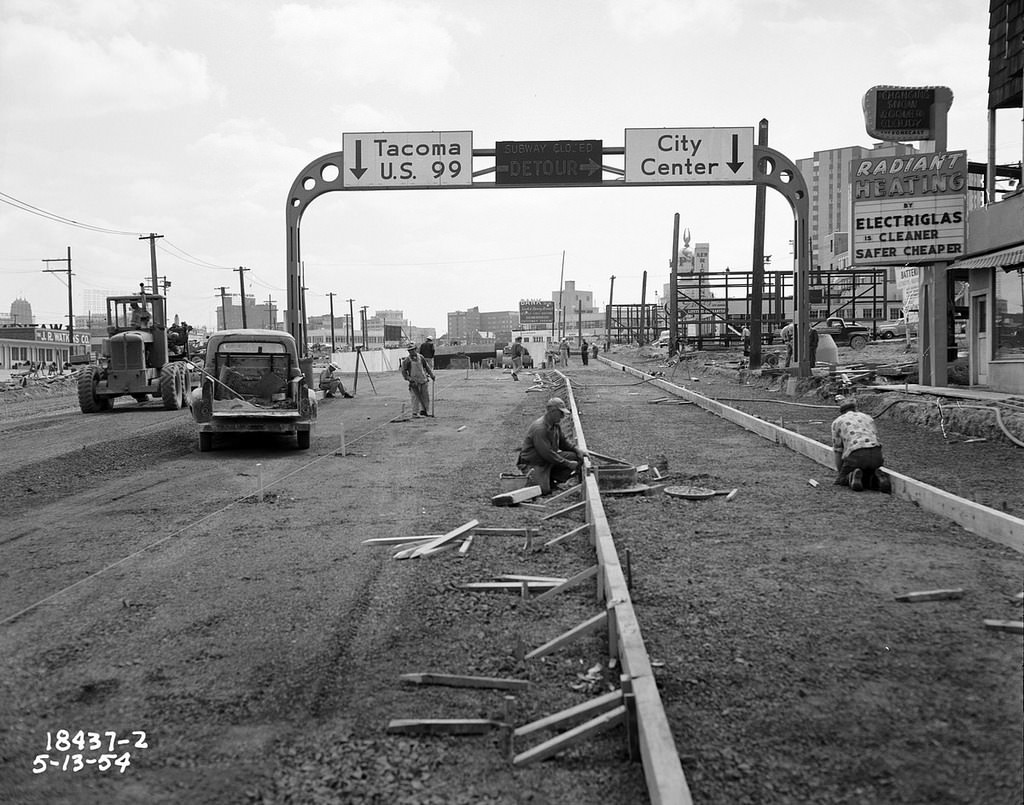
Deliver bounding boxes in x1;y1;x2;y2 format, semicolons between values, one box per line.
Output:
400;673;530;691
609;358;1024;555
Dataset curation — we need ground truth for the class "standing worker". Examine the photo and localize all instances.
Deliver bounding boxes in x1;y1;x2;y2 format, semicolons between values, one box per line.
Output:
580;338;590;366
401;342;435;418
419;337;435;371
831;396;891;492
517;397;589;495
510;336;526;381
780;320;795;368
559;338;570;367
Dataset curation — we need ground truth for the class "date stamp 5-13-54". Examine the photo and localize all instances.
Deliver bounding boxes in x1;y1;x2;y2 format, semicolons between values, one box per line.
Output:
32;729;149;774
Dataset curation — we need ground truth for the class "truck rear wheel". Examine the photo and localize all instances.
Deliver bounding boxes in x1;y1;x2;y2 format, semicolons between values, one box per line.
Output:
160;365;183;410
199;432;213;452
77;366;111;413
297;430;310;450
849;334;868;350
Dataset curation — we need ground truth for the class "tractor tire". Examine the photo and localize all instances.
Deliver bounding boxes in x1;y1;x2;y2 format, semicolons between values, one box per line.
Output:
178;365;191;408
199;432;213;452
297;430;311;450
160;365;183;410
77;366;111;413
849;334;868;351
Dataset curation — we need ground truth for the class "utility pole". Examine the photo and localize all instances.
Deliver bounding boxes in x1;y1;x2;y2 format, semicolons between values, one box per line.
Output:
42;246;75;358
235;266;250;328
606;274;615;351
326;292;337;351
640;270;648;345
215;286;230;330
360;305;369;349
557;250;565;338
347;298;355;350
139;233;163;297
749;118;769;369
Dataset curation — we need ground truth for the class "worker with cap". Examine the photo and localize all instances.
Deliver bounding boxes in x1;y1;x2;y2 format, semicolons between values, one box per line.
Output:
419;336;436;371
400;342;435;418
516;397;589;494
318;363;353;398
830;395;891;492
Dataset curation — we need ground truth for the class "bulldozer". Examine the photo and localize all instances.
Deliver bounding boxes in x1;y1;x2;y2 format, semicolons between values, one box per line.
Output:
77;285;199;413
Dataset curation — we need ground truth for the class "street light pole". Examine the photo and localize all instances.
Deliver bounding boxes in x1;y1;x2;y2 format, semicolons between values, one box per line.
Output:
42;246;75;359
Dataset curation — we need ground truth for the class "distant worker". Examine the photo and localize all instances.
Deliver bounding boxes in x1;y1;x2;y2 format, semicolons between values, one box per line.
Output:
510;336;527;381
808;326;820;369
516;397;589;495
580;338;590;366
780;320;795;367
559;338;571;367
419;337;435;371
318;363;353;398
401;343;435;417
831;396;891;493
742;323;751;358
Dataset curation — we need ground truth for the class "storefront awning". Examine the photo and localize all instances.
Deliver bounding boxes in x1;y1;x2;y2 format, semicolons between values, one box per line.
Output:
951;244;1024;270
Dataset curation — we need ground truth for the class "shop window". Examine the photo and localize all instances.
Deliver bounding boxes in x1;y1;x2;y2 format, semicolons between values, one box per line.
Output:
995;268;1024;359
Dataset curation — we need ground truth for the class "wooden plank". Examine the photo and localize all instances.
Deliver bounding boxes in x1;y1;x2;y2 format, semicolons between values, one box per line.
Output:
541;500;587;521
458;534;474;555
512;705;626;766
533;564;599;603
400;673;530;691
544;523;591;548
473;527;535;537
492;485;543;507
513;689;622;738
458;581;560;591
392;540;437;559
525;610;608;659
497;574;568;584
386;718;502;735
588;449;631;465
983;619;1024;634
519;502;549;512
895;588;965;602
408;519;479;558
362;535;443;545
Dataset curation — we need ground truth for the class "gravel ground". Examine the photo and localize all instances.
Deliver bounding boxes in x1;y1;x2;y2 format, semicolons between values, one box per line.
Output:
0;352;1020;805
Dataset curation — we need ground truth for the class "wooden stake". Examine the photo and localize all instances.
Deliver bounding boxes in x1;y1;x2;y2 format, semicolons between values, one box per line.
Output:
386;719;501;735
983;619;1023;634
512;706;627;766
541;500;586;521
895;588;965;602
492;486;543;507
525;610;608;660
533;564;599;603
400;673;530;691
513;689;622;738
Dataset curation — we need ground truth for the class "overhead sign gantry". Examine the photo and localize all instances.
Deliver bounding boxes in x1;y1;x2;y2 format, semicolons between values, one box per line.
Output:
286;125;814;375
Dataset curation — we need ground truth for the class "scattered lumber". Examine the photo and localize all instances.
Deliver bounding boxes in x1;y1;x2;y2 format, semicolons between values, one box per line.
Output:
362;535;443;545
473;527;538;537
895;588;965;603
518;502;548;512
400;673;530;691
492;485;543;507
497;574;568;584
386;719;503;735
408;519;479;558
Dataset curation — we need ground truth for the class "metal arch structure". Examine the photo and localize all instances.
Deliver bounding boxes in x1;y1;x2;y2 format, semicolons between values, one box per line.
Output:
284;139;813;376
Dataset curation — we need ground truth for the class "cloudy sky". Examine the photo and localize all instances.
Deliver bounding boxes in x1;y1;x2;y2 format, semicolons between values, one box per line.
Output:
0;0;1015;336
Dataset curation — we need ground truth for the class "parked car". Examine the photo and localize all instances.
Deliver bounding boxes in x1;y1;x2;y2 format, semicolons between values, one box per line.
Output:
876;317;917;339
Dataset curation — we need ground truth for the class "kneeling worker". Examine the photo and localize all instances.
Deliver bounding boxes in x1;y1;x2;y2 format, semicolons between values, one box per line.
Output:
831;396;891;492
517;397;589;494
318;364;353;398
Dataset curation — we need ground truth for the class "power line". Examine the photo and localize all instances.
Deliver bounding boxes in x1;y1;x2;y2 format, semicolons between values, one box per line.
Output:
0;191;143;236
159;240;236;270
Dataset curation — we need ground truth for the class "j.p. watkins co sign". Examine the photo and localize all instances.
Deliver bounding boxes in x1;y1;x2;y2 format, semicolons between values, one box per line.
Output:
849;150;967;266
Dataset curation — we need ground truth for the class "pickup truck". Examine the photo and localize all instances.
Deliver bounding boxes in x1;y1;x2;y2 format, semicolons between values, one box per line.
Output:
188;329;317;451
813;317;870;350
